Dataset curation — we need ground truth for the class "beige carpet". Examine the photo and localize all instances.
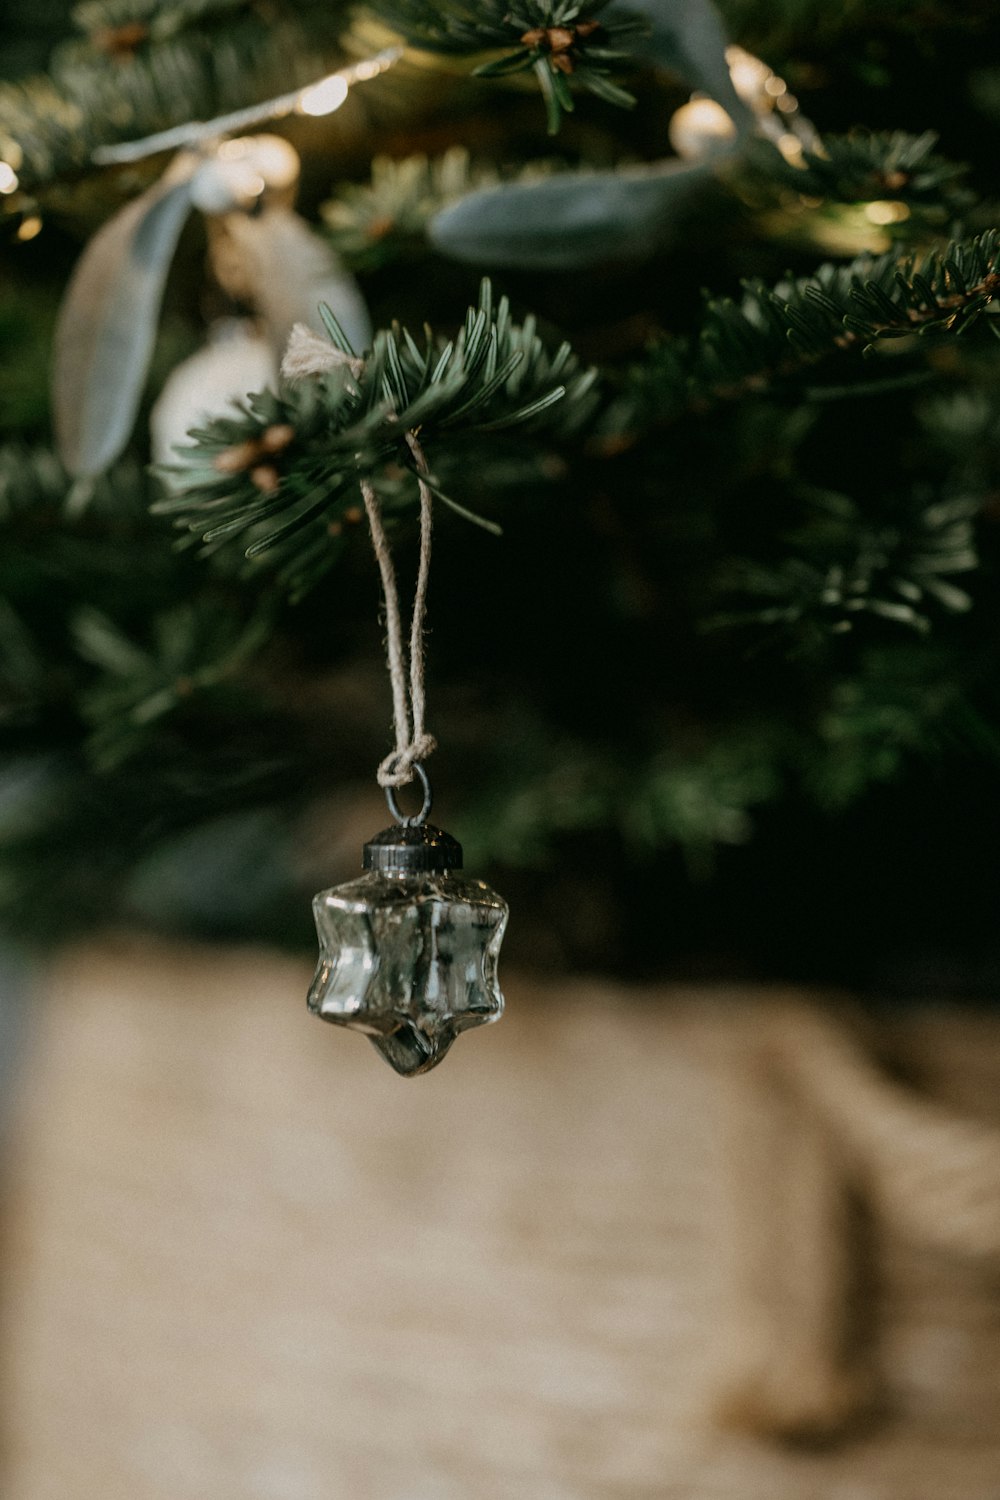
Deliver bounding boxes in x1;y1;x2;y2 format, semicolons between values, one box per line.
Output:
2;937;999;1499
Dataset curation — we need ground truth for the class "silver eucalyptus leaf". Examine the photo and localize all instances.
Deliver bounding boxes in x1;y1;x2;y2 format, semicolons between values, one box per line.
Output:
611;0;752;131
53;153;200;478
430;159;714;269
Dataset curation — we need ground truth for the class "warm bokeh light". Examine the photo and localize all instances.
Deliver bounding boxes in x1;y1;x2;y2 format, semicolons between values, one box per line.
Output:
297;74;350;117
725;45;774;104
668;98;737;161
0;162;20;194
778;133;805;165
219;134;300;190
865;199;912;225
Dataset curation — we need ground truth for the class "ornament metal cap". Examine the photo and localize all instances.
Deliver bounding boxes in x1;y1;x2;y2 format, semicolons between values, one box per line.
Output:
363;823;463;874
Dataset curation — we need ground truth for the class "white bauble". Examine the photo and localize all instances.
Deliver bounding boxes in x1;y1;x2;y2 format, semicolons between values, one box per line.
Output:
150;319;277;470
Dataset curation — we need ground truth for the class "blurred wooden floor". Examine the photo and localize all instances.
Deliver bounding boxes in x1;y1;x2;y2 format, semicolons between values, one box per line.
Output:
2;937;1000;1499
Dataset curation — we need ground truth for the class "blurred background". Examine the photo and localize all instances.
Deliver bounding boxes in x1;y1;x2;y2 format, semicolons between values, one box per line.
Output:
2;1;1000;1495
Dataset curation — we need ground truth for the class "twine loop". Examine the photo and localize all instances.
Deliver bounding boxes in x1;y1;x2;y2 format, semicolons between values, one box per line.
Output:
280;322;439;796
359;429;437;792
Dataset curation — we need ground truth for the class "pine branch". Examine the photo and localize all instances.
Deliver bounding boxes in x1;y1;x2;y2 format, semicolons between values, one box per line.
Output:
739;129;973;226
72;0;257;42
609;230;1000;436
322;148;509;270
762;130;968;209
155;280;598;598
368;0;646;133
717;0;995;54
0;446;157;729
707;487;979;641
460;725;783;868
0;6;348;195
321;147;573;269
460;630;986;867
803;641;977;809
74;601;272;769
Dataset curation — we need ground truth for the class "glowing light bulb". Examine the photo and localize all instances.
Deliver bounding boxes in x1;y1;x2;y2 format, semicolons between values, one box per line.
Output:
865;200;911;225
0;162;20;194
725;45;773;104
668;98;737;161
297;75;350;117
17;215;42;241
777;133;805;165
219;133;300;190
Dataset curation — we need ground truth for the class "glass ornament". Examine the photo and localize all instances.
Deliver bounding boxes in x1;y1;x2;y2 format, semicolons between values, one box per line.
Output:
307;774;507;1076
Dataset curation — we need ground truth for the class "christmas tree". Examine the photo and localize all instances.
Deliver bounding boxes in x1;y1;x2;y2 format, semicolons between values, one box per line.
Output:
3;0;1000;987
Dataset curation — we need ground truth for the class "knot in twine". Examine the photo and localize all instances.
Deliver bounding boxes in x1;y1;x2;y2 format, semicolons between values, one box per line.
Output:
281;324;365;385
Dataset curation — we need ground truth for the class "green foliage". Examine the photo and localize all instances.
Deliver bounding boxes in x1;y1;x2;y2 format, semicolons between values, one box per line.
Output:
321;148;502;270
709;487;979;641
157;280;598;597
0;5;347;195
74;601;273;769
459;726;784;871
0;279;57;440
749;130;971;214
370;0;646;133
5;0;1000;970
72;0;258;38
611;230;1000;435
717;0;994;55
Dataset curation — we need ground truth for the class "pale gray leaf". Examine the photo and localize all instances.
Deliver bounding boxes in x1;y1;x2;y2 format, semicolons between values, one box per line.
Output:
611;0;752;130
221;209;372;359
53;155;198;477
430;160;714;269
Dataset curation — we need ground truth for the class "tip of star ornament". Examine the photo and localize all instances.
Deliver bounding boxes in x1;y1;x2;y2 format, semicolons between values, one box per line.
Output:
370;1021;458;1077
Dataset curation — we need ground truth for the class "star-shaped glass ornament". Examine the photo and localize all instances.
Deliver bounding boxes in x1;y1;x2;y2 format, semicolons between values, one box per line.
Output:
307;814;507;1076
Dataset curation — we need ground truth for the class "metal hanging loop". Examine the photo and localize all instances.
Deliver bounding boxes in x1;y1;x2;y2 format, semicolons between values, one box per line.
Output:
384;761;433;827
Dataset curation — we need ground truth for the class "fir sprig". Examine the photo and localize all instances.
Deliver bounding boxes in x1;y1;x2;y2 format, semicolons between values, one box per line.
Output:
0;6;347;195
72;0;258;43
74;601;273;769
371;0;646;133
156;280;598;598
708;488;979;640
742;129;972;219
321;148;502;270
611;230;1000;435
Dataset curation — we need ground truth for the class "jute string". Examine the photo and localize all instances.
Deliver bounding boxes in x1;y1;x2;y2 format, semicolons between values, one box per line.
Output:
281;329;437;789
358;430;437;790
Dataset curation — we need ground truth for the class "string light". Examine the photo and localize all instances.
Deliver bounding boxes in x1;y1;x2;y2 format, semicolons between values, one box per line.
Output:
668;46;819;166
725;46;773;105
669;97;737;161
218;134;299;189
297;75;350;118
0;162;19;195
865;200;911;225
16;215;42;241
90;47;401;166
777;134;805;165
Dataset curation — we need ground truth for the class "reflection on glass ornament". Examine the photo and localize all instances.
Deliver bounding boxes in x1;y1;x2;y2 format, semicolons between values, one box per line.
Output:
307;771;507;1076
